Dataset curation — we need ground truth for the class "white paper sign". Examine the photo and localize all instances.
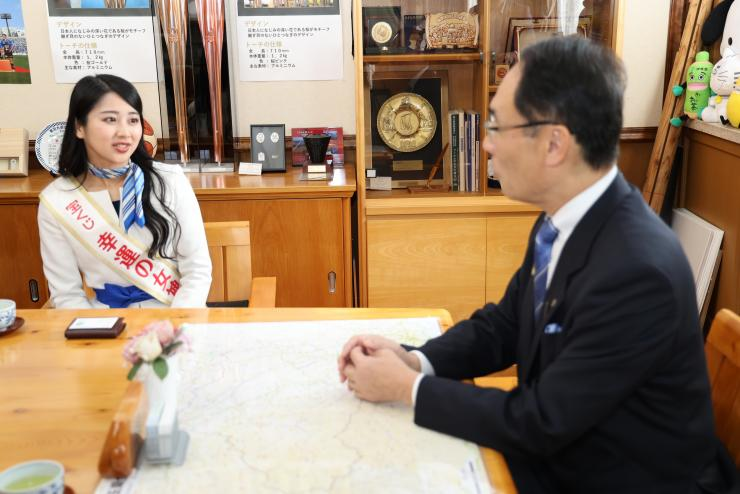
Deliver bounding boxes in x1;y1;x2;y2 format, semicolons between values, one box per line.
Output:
47;16;157;83
238;162;262;175
237;14;342;81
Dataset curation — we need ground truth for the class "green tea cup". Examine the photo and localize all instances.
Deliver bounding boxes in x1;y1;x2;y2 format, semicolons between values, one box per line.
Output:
0;460;64;494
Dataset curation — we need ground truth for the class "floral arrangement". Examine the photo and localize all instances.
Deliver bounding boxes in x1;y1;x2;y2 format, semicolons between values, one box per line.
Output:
123;320;190;381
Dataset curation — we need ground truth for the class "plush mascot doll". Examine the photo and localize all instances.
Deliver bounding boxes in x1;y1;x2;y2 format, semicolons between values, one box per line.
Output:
726;76;740;127
672;51;713;123
699;0;740;124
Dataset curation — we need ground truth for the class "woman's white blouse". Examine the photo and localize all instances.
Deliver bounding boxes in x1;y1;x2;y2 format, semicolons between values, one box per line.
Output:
38;163;212;309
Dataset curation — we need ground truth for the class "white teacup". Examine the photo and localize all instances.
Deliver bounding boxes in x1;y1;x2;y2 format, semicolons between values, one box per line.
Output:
0;460;64;494
0;300;15;331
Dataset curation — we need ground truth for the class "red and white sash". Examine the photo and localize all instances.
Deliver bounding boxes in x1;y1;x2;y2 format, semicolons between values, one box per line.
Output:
40;179;181;305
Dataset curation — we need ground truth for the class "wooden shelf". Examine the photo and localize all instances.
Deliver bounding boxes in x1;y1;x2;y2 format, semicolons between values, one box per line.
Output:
365;193;538;216
366;189;485;200
488;84;499;93
0;165;356;203
364;52;481;64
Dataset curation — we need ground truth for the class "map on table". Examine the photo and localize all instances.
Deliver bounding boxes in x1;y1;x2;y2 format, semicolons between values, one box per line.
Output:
129;317;492;493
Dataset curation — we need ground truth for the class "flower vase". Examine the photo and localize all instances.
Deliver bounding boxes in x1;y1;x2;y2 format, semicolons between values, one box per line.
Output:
138;352;180;414
137;353;187;462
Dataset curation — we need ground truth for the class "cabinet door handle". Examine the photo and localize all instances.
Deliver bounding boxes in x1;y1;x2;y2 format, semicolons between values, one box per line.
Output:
29;279;40;303
328;271;336;294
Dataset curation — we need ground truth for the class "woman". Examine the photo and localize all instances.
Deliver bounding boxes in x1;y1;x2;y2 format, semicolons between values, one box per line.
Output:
38;74;211;308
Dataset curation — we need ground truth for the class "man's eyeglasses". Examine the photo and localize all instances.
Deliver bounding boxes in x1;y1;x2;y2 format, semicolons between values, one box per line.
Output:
484;116;557;136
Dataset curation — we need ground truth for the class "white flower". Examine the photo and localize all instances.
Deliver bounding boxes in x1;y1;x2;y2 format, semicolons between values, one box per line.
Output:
134;331;162;362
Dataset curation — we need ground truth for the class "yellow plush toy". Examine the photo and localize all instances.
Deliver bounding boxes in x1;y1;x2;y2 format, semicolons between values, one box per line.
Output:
726;76;740;127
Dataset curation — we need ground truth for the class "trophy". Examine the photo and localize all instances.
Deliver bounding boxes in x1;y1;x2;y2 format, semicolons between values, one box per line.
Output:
301;134;332;180
195;0;226;167
153;0;190;164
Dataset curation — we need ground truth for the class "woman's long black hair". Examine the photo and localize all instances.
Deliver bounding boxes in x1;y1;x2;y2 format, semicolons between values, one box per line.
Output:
58;74;180;259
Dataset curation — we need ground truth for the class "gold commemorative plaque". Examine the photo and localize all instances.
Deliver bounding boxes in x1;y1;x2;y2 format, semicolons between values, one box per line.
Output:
376;92;437;153
426;12;479;49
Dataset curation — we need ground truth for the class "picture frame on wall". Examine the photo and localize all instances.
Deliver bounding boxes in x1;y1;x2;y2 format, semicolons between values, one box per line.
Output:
250;124;286;172
506;16;592;61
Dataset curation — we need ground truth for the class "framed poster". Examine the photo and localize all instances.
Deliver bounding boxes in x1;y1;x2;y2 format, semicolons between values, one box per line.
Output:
291;127;343;167
363;69;449;188
506;16;591;61
251;124;286;172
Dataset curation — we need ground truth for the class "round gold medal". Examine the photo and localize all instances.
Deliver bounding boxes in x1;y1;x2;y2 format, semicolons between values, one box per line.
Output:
371;21;393;45
376;92;437;152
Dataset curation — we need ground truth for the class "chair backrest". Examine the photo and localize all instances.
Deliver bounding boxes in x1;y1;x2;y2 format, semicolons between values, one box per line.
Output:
204;221;252;303
705;308;740;468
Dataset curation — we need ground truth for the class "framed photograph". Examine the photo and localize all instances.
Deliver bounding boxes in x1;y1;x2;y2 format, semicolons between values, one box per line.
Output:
291;127;344;167
362;6;402;54
506;16;592;61
363;70;449;188
250;124;286;172
404;14;426;52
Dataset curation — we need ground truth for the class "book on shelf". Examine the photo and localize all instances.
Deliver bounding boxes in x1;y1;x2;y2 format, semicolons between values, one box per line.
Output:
449;110;460;191
447;109;480;192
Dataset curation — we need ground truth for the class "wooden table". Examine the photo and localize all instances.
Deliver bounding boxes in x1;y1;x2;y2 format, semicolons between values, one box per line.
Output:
0;308;516;493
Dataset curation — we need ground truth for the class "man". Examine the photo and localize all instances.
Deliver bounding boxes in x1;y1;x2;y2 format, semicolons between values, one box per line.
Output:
338;36;737;493
0;34;14;71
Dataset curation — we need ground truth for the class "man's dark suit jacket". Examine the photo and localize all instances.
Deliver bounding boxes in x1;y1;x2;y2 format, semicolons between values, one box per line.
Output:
414;173;737;493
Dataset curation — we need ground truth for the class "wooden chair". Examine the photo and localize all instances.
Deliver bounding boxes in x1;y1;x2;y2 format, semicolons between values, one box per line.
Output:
705;308;740;468
204;221;276;308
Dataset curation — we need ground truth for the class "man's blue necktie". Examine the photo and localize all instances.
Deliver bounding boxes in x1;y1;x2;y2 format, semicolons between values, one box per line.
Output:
533;217;559;322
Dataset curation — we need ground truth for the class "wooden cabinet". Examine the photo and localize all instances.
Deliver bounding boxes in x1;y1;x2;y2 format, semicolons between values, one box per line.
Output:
0;167;355;309
200;198;349;308
0;203;48;308
365;196;538;322
682;125;740;324
486;213;537;304
368;216;487;322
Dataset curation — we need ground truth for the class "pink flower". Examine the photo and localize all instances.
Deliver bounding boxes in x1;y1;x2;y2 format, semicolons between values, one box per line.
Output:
123;320;190;380
142;320;176;346
122;337;140;364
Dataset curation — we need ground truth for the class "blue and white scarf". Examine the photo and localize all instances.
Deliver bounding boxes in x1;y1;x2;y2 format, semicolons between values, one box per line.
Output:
88;161;145;232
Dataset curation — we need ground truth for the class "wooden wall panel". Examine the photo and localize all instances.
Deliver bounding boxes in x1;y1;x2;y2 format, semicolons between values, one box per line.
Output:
367;216;487;323
619;139;654;190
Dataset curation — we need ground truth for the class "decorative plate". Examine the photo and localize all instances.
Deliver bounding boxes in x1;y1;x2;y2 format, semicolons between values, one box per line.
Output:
35;121;67;175
376;92;437;153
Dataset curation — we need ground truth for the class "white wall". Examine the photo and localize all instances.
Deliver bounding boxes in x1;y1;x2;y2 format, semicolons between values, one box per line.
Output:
620;0;671;128
2;0;668;138
2;1;162;137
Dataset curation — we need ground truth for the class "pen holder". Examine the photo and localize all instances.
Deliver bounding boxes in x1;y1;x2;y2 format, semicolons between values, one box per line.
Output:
303;134;331;164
